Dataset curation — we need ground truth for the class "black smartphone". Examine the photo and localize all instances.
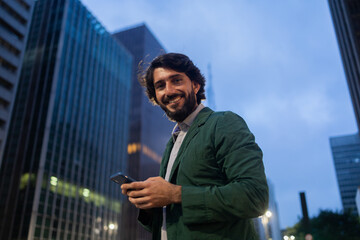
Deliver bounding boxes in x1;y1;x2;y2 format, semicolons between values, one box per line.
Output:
110;172;136;185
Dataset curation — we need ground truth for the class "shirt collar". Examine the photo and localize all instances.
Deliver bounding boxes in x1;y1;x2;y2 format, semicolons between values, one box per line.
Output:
182;103;205;128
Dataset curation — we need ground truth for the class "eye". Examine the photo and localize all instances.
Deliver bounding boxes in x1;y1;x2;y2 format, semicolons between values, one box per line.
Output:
173;78;182;84
154;82;165;90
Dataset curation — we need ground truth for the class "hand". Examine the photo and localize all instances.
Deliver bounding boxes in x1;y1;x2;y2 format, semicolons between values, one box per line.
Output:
121;176;181;209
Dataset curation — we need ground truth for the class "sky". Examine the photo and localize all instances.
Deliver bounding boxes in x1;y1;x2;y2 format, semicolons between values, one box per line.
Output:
81;0;357;229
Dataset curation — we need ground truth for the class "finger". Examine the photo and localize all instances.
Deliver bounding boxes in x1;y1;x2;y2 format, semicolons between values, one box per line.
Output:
127;188;148;198
121;188;128;195
130;197;153;209
135;203;153;209
128;196;149;207
121;183;129;191
124;181;148;190
146;176;164;182
121;183;137;191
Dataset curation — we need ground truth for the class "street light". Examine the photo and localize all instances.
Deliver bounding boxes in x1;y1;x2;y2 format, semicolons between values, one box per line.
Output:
109;223;115;230
265;210;272;218
284;235;295;240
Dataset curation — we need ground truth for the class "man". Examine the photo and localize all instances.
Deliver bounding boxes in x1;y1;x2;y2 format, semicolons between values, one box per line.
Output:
122;53;268;240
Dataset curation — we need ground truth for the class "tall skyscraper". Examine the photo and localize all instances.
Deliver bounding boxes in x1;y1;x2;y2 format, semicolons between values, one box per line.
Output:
255;179;281;240
330;134;360;215
328;0;360;131
0;0;35;163
253;218;266;240
0;0;132;239
267;180;282;240
206;63;216;110
329;0;360;216
113;24;174;240
356;187;360;216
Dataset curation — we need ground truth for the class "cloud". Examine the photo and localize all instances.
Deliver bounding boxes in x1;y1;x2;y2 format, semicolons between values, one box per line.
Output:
294;89;333;127
243;88;333;132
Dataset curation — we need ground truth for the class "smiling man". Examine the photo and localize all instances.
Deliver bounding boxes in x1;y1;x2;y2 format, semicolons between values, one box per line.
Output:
121;53;269;240
153;67;200;122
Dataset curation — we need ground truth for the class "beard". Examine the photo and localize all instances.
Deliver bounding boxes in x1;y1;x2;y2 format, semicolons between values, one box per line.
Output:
160;89;197;122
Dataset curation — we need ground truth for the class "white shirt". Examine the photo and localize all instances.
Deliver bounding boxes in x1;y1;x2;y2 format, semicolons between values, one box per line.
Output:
161;103;205;240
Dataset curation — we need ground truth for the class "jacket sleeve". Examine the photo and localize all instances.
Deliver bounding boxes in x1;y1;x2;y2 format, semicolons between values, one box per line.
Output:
181;112;269;225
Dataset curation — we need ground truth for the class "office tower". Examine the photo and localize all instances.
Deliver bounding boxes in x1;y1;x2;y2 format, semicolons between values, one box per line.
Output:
0;0;35;163
253;218;266;240
113;24;173;181
267;180;282;240
0;0;132;239
330;134;360;215
356;187;360;216
113;24;174;240
328;0;360;131
252;179;282;240
206;63;216;110
256;180;281;240
329;0;360;216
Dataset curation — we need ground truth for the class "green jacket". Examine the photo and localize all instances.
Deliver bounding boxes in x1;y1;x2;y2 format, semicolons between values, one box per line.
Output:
139;107;269;240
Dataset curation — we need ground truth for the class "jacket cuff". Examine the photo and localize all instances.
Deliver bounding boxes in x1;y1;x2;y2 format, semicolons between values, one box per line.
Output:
181;186;209;224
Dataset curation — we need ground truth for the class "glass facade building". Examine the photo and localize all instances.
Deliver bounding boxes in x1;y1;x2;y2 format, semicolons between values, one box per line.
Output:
0;0;132;239
328;0;360;131
328;0;360;216
113;24;174;240
330;134;360;215
0;0;35;162
266;179;282;240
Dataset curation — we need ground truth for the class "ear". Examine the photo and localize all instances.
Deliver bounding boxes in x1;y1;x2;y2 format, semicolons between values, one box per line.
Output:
192;82;200;94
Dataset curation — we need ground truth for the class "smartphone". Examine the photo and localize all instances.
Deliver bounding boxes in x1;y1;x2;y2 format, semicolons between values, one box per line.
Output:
110;172;136;185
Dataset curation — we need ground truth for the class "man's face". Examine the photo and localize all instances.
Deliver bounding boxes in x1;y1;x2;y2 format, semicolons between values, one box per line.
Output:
153;67;200;122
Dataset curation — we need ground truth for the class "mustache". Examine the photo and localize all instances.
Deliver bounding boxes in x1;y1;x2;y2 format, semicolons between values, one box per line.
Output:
162;93;184;104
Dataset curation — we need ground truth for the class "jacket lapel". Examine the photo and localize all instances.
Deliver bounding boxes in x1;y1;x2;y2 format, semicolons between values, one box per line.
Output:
168;107;214;182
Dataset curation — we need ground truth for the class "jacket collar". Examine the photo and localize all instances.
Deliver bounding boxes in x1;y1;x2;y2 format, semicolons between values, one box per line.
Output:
160;107;214;181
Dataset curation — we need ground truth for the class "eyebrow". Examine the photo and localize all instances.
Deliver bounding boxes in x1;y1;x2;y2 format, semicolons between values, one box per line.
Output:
154;73;183;84
168;74;182;79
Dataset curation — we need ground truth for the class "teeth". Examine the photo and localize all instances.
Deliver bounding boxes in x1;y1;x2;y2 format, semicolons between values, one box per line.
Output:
169;97;181;103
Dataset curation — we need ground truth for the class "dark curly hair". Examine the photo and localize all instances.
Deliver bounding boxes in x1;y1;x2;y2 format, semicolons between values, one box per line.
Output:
139;53;206;105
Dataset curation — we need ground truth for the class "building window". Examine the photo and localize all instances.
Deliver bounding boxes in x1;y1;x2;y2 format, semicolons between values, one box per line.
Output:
0;76;13;90
0;1;27;25
0;18;24;41
0;98;9;110
0;37;20;56
15;0;31;11
0;57;17;73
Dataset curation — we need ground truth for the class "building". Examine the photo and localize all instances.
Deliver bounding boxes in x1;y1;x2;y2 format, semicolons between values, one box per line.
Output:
113;23;174;240
328;0;360;216
252;179;282;240
0;0;132;239
266;179;282;240
113;23;173;182
328;0;360;131
205;63;216;110
330;134;360;215
0;0;35;164
253;218;266;240
356;187;360;216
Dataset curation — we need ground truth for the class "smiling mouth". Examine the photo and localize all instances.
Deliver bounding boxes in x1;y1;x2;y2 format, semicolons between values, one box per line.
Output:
169;96;181;104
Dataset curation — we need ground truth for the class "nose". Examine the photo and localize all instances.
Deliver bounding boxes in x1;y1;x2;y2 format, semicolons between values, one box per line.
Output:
164;83;176;96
